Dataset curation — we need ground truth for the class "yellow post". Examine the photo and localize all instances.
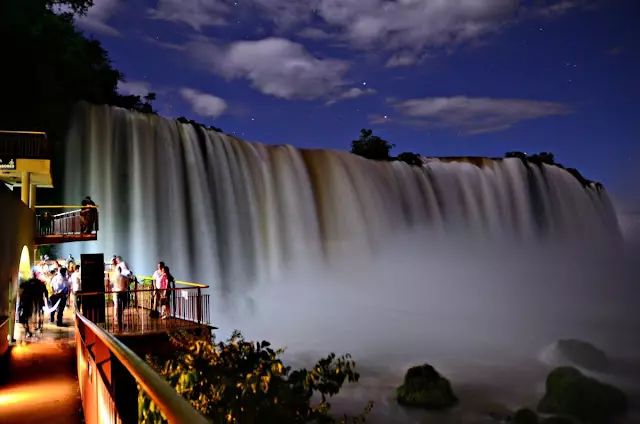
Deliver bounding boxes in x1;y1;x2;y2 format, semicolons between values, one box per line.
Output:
20;171;31;206
29;183;37;209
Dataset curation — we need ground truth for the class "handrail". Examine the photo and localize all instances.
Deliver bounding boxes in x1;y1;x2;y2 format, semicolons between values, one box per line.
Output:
103;267;209;289
76;312;210;424
34;205;99;209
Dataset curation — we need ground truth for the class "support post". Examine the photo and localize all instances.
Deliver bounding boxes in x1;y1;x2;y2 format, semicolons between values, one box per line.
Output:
29;184;36;210
20;171;31;206
196;288;202;324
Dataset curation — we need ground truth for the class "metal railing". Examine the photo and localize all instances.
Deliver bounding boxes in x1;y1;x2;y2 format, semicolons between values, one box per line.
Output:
77;284;210;335
0;130;50;159
34;205;99;238
75;312;211;424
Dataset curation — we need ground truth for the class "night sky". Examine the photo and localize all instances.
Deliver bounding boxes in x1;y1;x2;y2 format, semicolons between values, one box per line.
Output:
71;0;638;207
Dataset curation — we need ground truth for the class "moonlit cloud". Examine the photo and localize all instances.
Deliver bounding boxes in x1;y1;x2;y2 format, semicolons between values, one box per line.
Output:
326;87;377;105
186;38;351;100
148;0;229;30
389;96;572;134
151;0;597;66
55;0;121;36
180;88;228;118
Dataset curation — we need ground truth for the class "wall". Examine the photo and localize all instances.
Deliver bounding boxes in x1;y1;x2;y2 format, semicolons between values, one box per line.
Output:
0;184;35;351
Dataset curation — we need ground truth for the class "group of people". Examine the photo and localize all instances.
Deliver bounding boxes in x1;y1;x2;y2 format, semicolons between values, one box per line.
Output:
107;257;176;330
19;254;177;337
18;256;82;337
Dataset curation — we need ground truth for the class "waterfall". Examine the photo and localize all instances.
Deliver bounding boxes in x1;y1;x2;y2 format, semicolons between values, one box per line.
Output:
62;103;621;297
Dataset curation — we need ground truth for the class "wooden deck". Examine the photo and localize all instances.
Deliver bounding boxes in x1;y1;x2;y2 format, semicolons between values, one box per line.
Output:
33;233;97;246
99;303;213;336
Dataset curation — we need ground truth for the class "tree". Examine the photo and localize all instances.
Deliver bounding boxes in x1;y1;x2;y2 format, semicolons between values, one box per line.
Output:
139;331;372;424
177;116;223;133
396;152;423;167
350;129;395;161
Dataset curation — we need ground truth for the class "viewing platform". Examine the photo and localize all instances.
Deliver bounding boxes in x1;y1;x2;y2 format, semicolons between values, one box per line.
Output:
33;205;99;246
1;271;213;424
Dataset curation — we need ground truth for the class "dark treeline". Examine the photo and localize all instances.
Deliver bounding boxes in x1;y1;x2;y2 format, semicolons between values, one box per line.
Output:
350;129;598;187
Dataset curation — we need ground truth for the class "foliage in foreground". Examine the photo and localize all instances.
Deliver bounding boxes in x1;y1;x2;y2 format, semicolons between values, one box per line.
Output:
138;331;373;424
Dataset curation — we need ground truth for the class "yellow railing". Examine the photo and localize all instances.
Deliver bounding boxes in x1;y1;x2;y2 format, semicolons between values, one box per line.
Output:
75;312;210;424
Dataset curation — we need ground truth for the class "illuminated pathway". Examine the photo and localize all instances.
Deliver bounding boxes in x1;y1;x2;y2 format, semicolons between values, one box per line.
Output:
0;310;83;424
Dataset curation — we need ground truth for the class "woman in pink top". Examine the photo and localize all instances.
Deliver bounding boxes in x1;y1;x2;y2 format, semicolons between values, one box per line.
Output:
152;261;169;318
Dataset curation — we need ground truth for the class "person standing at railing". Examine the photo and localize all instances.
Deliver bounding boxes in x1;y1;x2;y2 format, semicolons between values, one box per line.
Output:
164;266;176;317
70;265;82;314
80;196;97;234
113;256;132;331
49;268;69;327
151;262;168;319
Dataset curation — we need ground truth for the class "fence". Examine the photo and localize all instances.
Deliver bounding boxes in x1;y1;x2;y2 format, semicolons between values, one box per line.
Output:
75;312;211;424
34;205;99;237
77;285;210;335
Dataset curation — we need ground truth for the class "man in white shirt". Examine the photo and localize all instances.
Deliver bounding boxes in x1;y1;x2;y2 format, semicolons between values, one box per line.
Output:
113;256;131;331
151;261;167;318
49;268;69;326
70;265;82;313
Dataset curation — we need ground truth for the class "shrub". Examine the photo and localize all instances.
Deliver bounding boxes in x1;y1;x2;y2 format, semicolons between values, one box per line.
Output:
139;330;373;423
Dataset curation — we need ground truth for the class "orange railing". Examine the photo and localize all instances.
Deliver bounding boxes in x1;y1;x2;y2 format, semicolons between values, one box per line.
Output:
75;312;210;424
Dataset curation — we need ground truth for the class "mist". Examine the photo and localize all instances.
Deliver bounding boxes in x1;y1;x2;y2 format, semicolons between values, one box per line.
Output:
211;230;640;422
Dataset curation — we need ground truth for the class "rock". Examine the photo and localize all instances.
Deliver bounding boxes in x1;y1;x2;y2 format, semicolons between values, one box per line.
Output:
395;363;458;410
554;339;610;372
512;408;539;424
537;366;628;424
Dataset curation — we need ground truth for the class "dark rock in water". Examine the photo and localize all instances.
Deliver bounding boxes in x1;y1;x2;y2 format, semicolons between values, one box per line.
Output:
395;363;458;410
555;339;610;372
512;408;539;424
537;366;628;424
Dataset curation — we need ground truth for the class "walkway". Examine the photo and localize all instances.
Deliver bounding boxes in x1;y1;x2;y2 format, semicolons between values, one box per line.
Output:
0;310;83;424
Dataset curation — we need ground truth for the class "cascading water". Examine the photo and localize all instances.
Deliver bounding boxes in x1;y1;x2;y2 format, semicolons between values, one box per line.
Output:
63;103;639;422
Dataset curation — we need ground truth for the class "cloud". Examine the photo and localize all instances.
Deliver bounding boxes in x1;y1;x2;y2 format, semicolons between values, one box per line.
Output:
148;0;229;30
389;96;572;134
158;0;597;67
186;37;351;100
326;87;376;105
117;80;152;96
74;0;121;36
180;88;228;118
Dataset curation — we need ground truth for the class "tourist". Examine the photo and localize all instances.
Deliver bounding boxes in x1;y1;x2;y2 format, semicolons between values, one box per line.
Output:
151;262;168;319
49;268;69;327
113;256;132;331
70;265;82;314
33;272;48;333
164;266;176;318
80;196;97;234
18;272;41;338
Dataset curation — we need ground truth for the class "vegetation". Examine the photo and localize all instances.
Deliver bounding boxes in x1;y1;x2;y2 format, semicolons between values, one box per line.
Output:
139;331;373;424
537;366;627;424
395;364;458;410
504;151;600;188
0;0;222;204
350;129;423;166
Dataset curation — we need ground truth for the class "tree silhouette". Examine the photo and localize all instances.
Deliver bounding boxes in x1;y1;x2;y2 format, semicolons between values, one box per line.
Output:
350;129;395;161
397;152;423;167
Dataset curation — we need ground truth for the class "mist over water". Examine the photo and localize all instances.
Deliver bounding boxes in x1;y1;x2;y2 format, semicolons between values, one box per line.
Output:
64;103;640;422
